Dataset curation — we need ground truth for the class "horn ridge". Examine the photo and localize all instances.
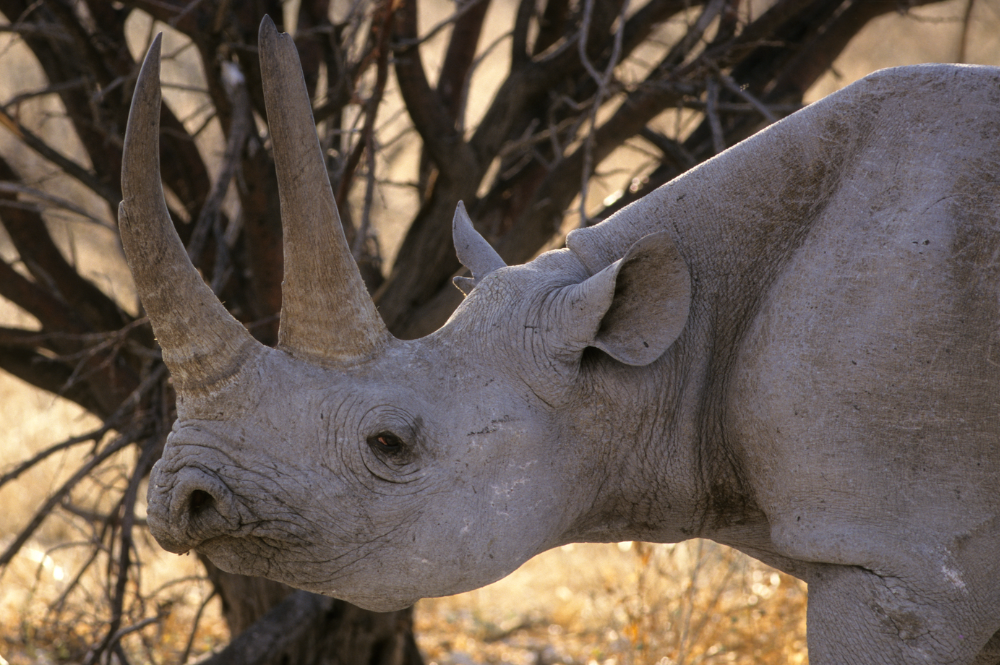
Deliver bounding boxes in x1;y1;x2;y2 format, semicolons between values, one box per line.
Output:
258;16;392;363
120;34;263;400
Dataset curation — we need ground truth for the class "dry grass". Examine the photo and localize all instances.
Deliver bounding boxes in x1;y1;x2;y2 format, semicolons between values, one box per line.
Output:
0;368;229;664
415;542;807;665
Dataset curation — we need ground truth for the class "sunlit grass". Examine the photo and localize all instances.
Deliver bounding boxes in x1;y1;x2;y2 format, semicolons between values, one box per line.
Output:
0;369;228;664
416;541;807;665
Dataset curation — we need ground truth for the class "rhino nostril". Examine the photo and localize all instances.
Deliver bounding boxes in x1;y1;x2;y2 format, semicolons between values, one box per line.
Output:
188;489;215;516
150;467;238;552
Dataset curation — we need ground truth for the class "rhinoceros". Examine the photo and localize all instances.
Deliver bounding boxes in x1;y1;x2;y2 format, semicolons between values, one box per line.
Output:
120;17;1000;664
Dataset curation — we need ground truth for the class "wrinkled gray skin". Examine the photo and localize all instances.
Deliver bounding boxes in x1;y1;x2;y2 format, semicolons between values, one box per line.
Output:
120;18;1000;664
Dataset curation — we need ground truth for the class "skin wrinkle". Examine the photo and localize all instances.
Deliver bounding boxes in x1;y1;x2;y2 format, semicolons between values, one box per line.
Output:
260;519;421;591
164;425;390;551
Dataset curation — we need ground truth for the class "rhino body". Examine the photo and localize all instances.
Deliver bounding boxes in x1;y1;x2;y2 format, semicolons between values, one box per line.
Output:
121;19;1000;664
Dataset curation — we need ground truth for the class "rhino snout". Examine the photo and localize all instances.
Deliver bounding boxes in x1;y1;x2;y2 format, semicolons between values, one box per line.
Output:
147;464;240;553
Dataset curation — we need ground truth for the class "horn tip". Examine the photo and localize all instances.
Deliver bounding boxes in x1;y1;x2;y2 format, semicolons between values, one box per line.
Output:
452;200;473;239
138;33;163;83
259;14;292;49
259;14;299;73
259;14;277;41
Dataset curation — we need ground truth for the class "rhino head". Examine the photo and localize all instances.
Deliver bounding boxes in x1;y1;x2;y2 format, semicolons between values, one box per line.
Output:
122;18;691;611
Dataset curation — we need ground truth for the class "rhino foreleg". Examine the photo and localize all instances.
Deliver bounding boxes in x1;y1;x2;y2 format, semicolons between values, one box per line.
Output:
807;563;998;664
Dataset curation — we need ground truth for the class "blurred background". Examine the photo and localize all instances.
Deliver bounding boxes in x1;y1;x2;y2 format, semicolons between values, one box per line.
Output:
0;0;998;663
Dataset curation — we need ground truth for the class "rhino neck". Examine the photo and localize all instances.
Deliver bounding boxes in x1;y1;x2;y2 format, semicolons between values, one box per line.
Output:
557;86;880;548
552;322;761;547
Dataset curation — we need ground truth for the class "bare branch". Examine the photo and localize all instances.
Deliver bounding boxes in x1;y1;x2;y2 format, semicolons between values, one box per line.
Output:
396;0;491;48
438;0;492;122
0;256;86;333
0;426;108;490
393;0;478;181
186;61;251;283
511;0;535;69
957;0;975;62
180;588;218;664
0;108;121;206
713;67;778;123
534;0;572;55
0;182;113;228
337;0;396;220
85;434;164;665
2;76;86;109
577;0;629;227
0;426;143;569
706;77;725;154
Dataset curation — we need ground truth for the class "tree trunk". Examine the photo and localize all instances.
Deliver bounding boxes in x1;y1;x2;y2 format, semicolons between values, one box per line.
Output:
201;558;422;665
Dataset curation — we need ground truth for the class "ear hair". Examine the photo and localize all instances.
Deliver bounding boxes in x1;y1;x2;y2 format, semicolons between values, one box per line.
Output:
453;275;477;296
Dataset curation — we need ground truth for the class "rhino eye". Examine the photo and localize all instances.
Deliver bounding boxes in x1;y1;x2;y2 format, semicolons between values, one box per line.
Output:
368;431;405;455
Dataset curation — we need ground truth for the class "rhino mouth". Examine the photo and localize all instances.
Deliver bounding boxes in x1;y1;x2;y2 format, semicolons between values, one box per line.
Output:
196;535;422;611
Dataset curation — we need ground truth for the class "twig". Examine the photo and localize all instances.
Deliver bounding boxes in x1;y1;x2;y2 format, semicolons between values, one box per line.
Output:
0;108;121;206
681;545;740;652
713;67;778;123
639;127;695;169
85;434;164;665
49;536;109;617
180;589;218;664
673;0;726;62
0;21;73;41
0;427;108;490
338;0;396;209
354;123;378;259
2;77;86;109
0;182;114;228
511;0;534;69
676;100;802;114
0;425;142;570
393;0;478;183
187;61;250;290
59;500;148;528
108;615;162;645
577;0;630;228
675;539;706;665
395;0;490;47
457;29;513;135
957;0;975;63
169;0;211;27
705;77;725;154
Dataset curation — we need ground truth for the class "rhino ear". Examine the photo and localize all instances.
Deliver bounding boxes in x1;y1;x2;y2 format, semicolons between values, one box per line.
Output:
555;231;691;366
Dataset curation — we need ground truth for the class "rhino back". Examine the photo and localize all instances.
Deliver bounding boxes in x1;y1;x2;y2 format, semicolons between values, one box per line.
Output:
724;66;1000;571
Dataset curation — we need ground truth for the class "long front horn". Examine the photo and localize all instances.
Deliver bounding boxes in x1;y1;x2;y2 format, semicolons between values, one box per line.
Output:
120;35;262;399
259;16;392;364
